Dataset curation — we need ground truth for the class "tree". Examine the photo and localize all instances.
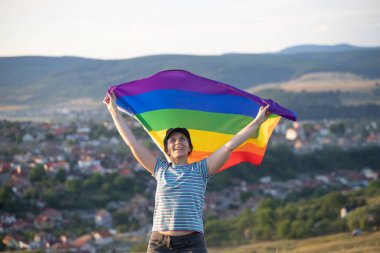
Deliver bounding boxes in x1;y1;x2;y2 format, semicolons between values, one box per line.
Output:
42;189;61;208
0;235;6;251
113;176;135;193
205;219;237;246
0;186;16;212
253;198;278;240
113;211;130;225
113;211;140;232
66;179;82;193
101;182;112;193
276;220;291;238
317;192;348;220
329;122;346;136
348;204;380;231
29;165;46;182
366;180;380;196
289;220;307;238
55;169;67;183
83;173;103;190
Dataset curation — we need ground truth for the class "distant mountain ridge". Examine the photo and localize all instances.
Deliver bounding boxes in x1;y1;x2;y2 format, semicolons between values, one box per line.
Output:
279;43;377;54
0;44;380;119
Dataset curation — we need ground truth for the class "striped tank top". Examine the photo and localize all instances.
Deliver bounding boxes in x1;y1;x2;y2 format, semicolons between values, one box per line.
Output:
152;157;210;233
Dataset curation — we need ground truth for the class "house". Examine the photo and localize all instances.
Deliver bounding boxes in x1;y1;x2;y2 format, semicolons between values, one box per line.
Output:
34;208;63;229
34;232;57;248
44;161;70;173
0;222;10;234
362;168;379;180
22;133;35;142
11;219;32;231
240;197;260;212
34;214;54;230
70;234;95;253
315;175;331;184
120;194;150;223
41;208;63;221
78;156;104;174
7;176;30;196
50;242;71;252
1;214;16;225
0;162;12;173
2;234;30;250
340;207;348;218
95;209;112;228
110;136;120;145
259;176;272;184
92;230;113;246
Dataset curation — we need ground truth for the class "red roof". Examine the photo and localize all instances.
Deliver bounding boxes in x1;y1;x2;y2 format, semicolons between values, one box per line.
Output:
41;208;62;219
94;230;113;238
119;169;131;175
71;234;92;248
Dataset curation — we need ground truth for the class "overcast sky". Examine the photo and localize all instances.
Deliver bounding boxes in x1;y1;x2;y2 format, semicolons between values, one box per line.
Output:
1;0;379;59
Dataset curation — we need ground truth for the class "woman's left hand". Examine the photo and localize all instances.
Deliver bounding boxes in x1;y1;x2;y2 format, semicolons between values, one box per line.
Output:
255;104;270;124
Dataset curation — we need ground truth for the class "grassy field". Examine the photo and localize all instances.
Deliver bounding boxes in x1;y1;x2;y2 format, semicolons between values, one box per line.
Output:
249;72;379;93
248;72;380;106
208;231;380;253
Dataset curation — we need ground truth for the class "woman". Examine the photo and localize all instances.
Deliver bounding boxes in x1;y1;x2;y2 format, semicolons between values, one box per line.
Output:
105;92;270;253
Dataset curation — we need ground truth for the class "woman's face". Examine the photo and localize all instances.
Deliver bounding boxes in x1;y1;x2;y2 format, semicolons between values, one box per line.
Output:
166;132;191;158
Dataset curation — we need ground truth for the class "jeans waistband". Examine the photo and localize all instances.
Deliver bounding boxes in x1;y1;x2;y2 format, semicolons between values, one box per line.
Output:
152;231;201;240
149;231;207;251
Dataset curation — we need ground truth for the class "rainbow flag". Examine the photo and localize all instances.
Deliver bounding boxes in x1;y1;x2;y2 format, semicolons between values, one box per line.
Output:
107;70;296;173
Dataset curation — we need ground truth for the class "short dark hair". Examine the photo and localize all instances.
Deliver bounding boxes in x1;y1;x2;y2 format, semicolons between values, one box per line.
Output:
163;128;193;155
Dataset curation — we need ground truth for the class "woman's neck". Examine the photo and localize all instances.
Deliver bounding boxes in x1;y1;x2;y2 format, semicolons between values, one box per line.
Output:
170;156;188;165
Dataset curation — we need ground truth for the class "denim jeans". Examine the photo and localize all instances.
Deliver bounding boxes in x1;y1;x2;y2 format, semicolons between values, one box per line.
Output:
147;231;208;253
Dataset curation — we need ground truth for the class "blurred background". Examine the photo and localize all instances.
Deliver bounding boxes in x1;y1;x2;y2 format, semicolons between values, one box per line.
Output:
1;0;380;252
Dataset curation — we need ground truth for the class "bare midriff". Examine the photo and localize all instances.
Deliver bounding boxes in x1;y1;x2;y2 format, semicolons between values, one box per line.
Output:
159;230;195;236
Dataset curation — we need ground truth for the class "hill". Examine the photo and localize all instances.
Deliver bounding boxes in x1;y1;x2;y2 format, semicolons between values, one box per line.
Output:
0;44;380;119
279;43;376;54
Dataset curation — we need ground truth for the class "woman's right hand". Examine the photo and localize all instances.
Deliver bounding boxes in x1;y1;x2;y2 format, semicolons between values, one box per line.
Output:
104;91;156;174
104;92;118;115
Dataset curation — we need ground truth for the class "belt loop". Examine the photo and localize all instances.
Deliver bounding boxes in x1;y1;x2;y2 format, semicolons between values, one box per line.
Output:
160;233;165;243
166;235;171;248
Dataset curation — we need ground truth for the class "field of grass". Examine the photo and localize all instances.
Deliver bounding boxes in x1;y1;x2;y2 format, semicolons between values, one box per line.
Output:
249;72;379;93
208;231;380;253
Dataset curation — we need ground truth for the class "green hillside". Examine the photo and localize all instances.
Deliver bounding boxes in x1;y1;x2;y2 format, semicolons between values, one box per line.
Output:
1;48;380;107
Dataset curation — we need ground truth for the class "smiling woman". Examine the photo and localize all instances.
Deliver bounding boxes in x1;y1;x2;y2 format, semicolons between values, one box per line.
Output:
103;70;294;252
105;90;270;252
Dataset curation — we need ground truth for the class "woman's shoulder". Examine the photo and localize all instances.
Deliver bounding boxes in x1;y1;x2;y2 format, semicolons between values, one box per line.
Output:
156;157;171;167
153;157;171;176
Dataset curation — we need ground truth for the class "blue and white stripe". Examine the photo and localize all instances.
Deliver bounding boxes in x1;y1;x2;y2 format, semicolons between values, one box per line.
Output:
152;157;210;233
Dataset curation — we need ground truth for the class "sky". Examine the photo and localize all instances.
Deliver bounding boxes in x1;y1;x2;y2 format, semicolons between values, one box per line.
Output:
0;0;379;59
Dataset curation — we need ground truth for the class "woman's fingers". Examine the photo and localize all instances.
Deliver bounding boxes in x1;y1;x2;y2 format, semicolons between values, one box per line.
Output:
103;94;110;104
260;104;270;114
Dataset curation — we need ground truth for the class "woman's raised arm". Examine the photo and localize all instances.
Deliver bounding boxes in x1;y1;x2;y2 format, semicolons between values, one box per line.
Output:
206;105;270;175
105;92;156;174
